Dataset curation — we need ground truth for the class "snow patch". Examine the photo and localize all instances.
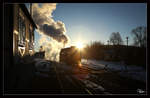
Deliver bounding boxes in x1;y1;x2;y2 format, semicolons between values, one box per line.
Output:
34;58;51;72
83;80;105;91
81;59;146;83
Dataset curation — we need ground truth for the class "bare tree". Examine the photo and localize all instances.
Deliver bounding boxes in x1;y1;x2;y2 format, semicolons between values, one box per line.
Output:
109;32;123;45
131;26;146;47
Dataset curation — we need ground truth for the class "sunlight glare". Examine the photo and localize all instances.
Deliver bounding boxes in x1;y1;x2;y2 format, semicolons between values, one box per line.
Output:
75;42;83;49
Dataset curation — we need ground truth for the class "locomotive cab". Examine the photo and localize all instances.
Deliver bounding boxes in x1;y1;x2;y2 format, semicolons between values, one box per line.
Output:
60;46;81;65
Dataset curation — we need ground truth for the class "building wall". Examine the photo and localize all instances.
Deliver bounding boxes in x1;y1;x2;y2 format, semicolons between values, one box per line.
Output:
13;4;34;57
13;4;18;56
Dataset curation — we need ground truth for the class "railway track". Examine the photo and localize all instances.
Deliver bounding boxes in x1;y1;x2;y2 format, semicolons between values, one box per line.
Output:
30;61;110;94
54;63;88;94
53;62;110;94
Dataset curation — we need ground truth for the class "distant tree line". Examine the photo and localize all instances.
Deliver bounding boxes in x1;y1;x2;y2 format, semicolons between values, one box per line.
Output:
108;26;146;47
131;26;146;47
82;26;146;67
109;32;123;45
82;41;104;60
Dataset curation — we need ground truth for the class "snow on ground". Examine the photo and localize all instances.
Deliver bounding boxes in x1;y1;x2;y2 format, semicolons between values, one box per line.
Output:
33;58;146;82
34;58;53;77
74;76;111;94
81;59;146;83
83;79;105;91
34;58;51;72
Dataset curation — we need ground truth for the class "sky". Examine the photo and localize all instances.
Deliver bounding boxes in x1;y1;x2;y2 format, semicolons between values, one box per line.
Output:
26;3;147;51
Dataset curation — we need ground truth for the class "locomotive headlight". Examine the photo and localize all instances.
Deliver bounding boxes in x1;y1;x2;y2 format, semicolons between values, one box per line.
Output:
78;62;82;67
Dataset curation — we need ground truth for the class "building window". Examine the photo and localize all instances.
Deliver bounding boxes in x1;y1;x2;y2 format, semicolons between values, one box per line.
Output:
29;24;33;43
18;8;26;47
29;24;34;50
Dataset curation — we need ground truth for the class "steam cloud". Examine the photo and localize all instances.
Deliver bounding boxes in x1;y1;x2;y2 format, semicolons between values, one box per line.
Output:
32;3;70;61
32;3;69;44
42;22;68;44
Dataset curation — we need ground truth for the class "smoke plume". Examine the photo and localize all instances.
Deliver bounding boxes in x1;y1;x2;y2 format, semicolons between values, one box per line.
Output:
32;3;70;61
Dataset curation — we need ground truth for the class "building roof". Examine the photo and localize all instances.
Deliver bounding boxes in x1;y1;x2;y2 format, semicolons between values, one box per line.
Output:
19;4;37;29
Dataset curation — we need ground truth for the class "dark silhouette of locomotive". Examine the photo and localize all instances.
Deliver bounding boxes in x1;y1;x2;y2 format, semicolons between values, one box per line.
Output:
59;46;81;65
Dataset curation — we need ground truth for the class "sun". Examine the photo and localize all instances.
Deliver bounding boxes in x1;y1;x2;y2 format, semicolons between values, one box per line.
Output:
75;41;83;49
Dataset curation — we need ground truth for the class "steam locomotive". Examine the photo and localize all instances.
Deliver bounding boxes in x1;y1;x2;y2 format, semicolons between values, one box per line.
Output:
59;46;81;65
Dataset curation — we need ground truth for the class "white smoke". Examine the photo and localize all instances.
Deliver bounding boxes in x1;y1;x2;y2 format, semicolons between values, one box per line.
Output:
32;3;70;61
38;33;64;61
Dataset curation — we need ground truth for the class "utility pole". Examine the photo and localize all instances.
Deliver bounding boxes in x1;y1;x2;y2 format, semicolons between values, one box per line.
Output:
126;36;129;46
107;40;110;46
